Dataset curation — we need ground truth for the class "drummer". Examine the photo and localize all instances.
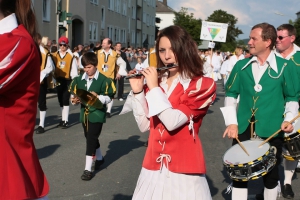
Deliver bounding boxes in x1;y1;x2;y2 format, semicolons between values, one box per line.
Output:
221;23;299;200
69;52;116;180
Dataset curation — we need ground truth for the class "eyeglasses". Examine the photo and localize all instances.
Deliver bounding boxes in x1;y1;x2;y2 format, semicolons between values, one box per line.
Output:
59;44;67;47
277;35;290;40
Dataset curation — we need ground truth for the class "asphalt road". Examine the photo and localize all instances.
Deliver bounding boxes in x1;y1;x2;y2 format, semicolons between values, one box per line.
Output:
34;81;300;200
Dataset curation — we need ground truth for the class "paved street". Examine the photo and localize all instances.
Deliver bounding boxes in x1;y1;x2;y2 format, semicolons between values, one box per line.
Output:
34;81;300;200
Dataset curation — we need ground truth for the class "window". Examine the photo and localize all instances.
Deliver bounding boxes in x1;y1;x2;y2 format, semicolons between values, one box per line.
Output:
128;16;131;33
109;0;114;10
101;6;105;29
131;30;135;44
132;6;136;19
128;0;131;7
90;0;98;5
122;1;127;15
143;12;146;23
42;0;50;22
89;21;98;42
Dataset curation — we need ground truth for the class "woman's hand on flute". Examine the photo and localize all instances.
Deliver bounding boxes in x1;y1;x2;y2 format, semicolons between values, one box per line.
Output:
128;69;144;94
141;67;158;90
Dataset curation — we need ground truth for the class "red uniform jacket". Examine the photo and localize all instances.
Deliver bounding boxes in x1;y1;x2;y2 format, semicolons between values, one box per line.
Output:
0;25;49;199
142;77;216;174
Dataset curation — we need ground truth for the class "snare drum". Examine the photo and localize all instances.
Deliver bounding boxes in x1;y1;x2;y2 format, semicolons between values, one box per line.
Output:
222;140;277;182
282;132;300;161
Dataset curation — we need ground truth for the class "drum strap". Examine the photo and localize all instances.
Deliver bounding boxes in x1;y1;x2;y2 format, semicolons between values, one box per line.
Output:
248;118;258;138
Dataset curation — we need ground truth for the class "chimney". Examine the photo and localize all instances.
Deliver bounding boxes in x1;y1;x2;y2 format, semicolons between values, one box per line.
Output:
163;0;167;6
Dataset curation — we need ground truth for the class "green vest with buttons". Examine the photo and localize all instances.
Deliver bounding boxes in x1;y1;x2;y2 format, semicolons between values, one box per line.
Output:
225;54;299;138
290;51;300;98
69;72;116;123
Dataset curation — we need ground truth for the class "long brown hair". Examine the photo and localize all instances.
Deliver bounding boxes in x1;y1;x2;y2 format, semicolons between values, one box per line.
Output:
155;25;203;78
0;0;39;44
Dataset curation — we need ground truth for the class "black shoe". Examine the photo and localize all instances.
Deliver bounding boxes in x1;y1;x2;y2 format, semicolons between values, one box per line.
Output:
255;194;264;200
35;126;45;134
144;140;148;147
282;184;294;199
255;189;264;200
81;170;93;181
61;121;69;129
295;167;300;173
106;112;111;118
57;121;64;128
94;158;105;170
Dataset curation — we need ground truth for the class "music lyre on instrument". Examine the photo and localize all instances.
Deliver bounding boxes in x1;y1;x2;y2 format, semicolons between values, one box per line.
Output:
70;87;103;109
125;63;178;79
258;114;300;147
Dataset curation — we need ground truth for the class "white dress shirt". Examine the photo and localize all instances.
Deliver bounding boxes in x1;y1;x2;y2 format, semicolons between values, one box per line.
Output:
39;45;55;82
120;73;190;132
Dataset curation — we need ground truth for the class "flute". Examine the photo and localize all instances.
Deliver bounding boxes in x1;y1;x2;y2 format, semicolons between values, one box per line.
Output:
125;63;178;79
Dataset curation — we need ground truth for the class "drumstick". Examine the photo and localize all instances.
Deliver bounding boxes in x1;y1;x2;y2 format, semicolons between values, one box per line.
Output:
258;114;300;147
236;137;250;156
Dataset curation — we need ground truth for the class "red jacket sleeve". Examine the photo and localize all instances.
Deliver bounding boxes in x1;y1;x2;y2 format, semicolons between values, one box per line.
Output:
0;30;40;95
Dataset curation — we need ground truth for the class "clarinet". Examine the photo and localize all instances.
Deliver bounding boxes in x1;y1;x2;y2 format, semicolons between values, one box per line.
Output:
125;63;178;79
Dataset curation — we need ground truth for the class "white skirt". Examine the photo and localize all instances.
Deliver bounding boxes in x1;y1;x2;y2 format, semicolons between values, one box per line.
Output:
132;165;212;200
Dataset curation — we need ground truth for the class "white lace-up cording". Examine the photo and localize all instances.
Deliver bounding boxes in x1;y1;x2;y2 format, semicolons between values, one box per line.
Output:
156;154;171;177
225;183;232;194
158;141;166;151
188;115;195;139
158;128;164;137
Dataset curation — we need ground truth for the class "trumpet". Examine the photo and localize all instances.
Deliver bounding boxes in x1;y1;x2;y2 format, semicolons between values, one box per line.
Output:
125;63;178;79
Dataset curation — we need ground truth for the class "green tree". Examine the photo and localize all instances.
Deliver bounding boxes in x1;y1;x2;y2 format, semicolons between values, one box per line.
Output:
206;9;243;50
293;17;300;46
173;7;202;45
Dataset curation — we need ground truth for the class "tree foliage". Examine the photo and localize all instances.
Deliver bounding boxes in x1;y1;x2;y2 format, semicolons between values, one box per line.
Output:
173;7;202;45
206;9;243;51
292;18;300;46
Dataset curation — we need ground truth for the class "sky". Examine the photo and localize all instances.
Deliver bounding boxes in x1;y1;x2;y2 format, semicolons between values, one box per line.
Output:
167;0;300;40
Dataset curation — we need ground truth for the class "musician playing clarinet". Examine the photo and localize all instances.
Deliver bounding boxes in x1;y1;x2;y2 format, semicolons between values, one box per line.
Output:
221;23;300;200
121;25;216;200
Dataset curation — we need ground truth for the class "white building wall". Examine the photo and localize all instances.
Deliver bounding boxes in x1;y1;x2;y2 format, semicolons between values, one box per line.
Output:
156;13;175;30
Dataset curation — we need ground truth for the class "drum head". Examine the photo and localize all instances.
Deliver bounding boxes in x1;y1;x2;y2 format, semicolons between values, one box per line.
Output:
223;140;270;165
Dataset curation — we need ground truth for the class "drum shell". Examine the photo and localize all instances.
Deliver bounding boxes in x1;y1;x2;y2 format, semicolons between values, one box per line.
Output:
283;132;300;161
222;140;277;181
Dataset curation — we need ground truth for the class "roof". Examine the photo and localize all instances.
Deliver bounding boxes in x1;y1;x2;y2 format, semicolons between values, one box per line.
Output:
156;0;175;13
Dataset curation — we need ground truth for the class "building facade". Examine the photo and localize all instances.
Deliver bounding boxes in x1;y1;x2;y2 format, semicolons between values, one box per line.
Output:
33;0;156;48
155;0;175;30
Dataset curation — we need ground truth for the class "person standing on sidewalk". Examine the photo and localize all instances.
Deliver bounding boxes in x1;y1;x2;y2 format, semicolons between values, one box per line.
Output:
0;0;49;199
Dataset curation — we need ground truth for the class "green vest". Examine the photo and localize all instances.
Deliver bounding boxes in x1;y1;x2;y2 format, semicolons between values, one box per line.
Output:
225;55;299;138
290;51;300;98
69;71;116;123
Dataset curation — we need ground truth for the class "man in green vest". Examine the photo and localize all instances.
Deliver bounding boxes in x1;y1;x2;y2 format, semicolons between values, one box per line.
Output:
221;23;299;200
69;52;116;181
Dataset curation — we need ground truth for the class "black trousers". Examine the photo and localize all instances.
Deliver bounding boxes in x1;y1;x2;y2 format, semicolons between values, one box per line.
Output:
82;121;103;156
38;79;48;111
56;78;71;107
117;76;124;99
232;123;283;189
